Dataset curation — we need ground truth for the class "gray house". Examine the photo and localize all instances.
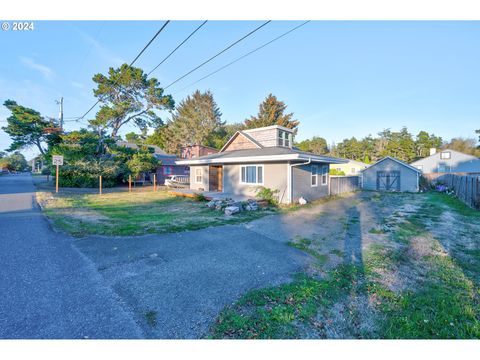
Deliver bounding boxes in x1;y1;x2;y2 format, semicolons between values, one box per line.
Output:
410;148;480;174
361;156;421;192
176;125;346;204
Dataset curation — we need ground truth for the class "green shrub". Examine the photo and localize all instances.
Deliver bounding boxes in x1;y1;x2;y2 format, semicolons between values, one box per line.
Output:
193;193;208;202
59;158;122;188
255;186;279;206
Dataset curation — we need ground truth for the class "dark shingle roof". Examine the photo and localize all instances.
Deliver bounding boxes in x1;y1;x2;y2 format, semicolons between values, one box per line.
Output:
176;146;346;164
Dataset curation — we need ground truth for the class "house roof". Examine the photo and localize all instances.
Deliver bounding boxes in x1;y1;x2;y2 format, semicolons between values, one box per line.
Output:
154;154;179;166
362;156;422;173
410;149;480;165
243;124;294;134
342;159;369;167
116;141;167;155
219;131;263;152
176;147;347;165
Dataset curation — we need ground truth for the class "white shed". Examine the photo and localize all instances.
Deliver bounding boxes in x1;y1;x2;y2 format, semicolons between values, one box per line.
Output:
361;156;421;192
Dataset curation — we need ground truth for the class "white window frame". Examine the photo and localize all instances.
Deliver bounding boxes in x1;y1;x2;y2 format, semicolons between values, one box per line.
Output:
239;164;264;185
321;165;328;186
351;167;356;174
440;151;451;160
311;165;318;187
195;168;203;183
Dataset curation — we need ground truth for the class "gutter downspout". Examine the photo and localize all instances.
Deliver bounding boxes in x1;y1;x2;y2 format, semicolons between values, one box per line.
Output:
288;158;311;204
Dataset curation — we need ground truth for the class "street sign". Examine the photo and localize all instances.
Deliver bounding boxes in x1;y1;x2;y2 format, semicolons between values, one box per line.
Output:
52;155;64;166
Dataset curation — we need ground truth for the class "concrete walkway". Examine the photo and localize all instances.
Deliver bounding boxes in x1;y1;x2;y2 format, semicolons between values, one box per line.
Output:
0;174;142;338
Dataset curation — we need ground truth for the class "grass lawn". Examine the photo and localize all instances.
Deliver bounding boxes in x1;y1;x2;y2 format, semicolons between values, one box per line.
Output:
210;191;480;339
36;188;272;237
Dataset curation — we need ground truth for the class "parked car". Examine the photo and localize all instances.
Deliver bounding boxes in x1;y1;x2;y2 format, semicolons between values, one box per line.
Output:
165;175;190;188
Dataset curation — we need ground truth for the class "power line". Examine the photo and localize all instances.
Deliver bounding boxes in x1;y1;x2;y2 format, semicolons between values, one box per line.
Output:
164;20;271;90
147;20;208;77
76;21;170;122
173;21;311;94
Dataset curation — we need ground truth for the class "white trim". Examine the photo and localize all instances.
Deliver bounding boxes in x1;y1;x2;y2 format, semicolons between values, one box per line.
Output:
194;168;203;184
362;156;422;173
440;151;451;160
321;164;328;186
176;153;347;165
285;162;290;204
243;125;293;134
219;131;262;153
311;164;318;187
239;164;264;185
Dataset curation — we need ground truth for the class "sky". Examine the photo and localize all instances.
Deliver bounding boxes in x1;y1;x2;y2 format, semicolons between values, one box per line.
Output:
1;20;479;160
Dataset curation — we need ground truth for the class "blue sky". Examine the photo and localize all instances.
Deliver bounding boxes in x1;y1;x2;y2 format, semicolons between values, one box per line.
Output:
1;20;479;160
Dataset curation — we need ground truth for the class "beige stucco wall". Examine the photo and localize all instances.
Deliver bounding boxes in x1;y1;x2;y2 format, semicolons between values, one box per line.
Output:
362;158;419;192
222;163;290;203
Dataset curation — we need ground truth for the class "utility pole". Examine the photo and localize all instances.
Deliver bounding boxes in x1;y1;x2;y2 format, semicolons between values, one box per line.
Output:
55;97;64;131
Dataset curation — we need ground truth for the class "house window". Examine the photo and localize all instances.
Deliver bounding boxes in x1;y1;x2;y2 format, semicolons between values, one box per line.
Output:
195;168;203;183
440;151;451;159
162;166;173;175
336;167;342;171
321;165;328;185
311;165;318;187
351;168;356;174
240;165;263;185
277;130;291;147
438;165;451;173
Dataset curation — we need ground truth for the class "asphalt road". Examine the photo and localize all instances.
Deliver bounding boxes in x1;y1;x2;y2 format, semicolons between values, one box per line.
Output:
0;174;142;338
0;174;308;339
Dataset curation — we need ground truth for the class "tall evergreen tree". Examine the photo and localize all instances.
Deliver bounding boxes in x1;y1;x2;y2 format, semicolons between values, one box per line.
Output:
160;90;225;154
244;94;299;130
2;100;59;156
90;64;174;137
295;136;329;155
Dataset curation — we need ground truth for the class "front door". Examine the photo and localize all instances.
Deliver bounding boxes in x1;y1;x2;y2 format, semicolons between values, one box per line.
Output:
209;166;223;192
376;171;400;191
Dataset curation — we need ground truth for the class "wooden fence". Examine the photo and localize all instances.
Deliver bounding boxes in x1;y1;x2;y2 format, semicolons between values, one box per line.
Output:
425;173;480;209
329;176;360;196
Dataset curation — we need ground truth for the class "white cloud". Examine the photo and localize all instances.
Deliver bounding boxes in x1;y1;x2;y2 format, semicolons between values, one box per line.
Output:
19;56;54;81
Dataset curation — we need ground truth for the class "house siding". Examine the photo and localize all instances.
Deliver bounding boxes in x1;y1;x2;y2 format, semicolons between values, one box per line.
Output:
410;150;480;174
292;164;329;202
222;163;290;203
362;158;418;192
223;133;259;152
246;128;279;148
189;165;210;191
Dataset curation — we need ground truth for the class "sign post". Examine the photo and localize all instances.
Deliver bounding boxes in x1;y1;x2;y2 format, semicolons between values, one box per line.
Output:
99;176;102;195
52;155;64;194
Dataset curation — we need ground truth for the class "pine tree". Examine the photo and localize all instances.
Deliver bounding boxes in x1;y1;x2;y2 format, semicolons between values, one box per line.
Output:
244;94;299;130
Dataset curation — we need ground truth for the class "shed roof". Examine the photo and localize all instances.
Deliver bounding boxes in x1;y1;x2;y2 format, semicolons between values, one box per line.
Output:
362;156;421;173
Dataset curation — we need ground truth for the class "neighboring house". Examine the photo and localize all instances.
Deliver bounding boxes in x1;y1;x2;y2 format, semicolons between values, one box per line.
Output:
117;141;188;185
154;154;189;185
176;125;347;204
116;140;167;155
330;159;369;175
410;148;480;174
181;144;219;159
361;156;421;192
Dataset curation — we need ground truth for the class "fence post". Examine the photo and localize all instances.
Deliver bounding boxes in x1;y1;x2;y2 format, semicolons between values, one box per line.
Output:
153;173;156;192
99;175;102;195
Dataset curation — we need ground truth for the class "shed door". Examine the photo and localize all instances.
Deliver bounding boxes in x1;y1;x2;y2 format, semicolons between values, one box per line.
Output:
376;171;400;191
